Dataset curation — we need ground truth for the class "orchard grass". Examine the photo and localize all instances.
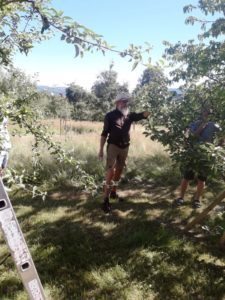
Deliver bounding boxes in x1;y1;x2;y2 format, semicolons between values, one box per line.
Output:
0;120;224;299
0;187;225;299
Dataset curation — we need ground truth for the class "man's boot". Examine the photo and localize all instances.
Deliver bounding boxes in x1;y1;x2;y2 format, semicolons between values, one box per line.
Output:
102;197;111;213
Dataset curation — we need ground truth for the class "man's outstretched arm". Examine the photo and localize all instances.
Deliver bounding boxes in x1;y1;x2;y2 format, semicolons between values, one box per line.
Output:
130;111;151;122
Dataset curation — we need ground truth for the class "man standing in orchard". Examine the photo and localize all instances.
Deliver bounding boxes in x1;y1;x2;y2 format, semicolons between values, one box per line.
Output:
174;108;221;209
98;92;150;213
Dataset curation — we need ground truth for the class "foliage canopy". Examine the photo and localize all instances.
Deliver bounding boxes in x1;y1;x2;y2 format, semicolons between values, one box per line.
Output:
143;0;225;178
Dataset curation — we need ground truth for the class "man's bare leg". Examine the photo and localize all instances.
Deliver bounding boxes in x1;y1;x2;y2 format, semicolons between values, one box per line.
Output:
111;166;124;194
195;180;205;200
180;178;189;199
192;179;205;208
103;167;115;198
174;178;189;206
102;168;116;213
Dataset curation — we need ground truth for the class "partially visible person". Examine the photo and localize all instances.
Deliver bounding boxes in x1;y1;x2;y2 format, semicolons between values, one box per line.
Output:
99;92;150;213
174;108;221;209
0;117;11;177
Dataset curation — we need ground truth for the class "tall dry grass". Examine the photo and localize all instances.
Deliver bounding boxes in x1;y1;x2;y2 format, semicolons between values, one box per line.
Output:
10;119;166;162
51;119;163;154
8;119;175;187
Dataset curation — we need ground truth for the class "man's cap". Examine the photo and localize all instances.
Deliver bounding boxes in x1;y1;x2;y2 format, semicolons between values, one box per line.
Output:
115;92;131;103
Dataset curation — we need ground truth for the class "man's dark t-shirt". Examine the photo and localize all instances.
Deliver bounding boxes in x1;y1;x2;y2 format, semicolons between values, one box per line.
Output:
101;109;147;148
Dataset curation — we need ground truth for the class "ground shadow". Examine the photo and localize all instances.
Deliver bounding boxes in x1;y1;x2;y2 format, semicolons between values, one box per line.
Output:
0;183;225;299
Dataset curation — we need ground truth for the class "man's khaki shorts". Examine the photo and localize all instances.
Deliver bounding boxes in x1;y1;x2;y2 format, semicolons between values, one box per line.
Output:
106;144;129;169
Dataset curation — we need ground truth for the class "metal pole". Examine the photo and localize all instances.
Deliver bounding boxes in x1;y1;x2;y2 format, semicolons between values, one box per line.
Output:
0;178;46;299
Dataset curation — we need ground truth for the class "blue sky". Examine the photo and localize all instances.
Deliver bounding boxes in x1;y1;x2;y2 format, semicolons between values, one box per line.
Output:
14;0;203;90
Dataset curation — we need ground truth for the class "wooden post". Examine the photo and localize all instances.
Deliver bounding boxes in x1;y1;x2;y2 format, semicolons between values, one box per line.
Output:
64;118;67;136
60;118;62;135
185;189;225;231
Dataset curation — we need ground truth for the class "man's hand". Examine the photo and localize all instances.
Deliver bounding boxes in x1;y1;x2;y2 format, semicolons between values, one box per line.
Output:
98;149;104;161
99;136;106;160
194;121;208;137
143;111;150;118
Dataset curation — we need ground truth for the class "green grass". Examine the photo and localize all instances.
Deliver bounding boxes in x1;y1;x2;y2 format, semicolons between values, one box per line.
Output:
1;120;225;299
0;184;225;299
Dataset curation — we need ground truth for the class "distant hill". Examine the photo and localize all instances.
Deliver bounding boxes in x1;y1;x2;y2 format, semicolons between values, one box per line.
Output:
37;85;66;96
37;85;182;98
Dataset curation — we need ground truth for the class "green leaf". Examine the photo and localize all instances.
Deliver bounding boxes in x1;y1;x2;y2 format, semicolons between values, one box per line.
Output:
132;61;139;71
74;44;79;57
